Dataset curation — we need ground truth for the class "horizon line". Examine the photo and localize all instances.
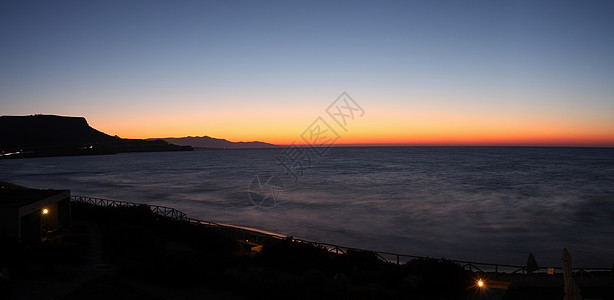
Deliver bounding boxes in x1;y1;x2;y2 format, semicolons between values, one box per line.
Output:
191;143;614;149
278;143;614;148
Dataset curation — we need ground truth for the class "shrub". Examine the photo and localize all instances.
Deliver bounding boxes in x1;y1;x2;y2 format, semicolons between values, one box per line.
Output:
404;258;472;299
257;237;330;273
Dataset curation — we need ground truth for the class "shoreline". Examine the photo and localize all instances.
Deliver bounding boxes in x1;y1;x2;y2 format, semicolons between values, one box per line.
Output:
72;195;612;272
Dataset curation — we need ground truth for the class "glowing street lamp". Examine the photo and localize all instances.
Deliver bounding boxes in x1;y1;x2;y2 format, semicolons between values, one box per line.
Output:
42;208;49;215
477;279;485;288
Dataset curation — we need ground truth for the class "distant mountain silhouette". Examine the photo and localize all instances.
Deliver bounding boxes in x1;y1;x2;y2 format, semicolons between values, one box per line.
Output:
154;136;278;149
0;115;192;158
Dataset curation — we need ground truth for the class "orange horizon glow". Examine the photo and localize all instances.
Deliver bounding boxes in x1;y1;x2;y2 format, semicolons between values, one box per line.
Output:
92;121;614;147
86;101;614;148
92;128;614;147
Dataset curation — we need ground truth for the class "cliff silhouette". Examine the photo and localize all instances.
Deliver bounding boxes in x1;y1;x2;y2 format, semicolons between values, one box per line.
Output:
0;115;192;158
155;136;278;149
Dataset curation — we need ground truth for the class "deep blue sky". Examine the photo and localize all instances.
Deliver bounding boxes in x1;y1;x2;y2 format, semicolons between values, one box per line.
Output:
1;1;613;144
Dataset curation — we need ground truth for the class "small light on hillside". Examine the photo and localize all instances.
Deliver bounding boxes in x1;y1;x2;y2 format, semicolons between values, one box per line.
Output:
42;209;49;215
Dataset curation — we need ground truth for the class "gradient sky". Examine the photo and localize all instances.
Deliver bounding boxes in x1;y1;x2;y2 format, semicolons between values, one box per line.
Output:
1;1;613;146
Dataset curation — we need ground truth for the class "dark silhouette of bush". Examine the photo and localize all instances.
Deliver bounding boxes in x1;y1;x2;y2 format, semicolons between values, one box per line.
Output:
70;202;474;298
71;202;239;285
345;249;381;268
404;258;472;299
335;248;383;271
154;217;239;257
526;253;539;274
256;237;330;273
37;239;88;264
329;248;412;289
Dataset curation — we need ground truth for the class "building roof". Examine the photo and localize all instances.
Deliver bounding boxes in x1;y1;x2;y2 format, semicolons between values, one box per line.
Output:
0;181;68;208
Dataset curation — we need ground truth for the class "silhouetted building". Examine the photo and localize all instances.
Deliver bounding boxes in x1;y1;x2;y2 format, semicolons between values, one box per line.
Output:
0;182;70;243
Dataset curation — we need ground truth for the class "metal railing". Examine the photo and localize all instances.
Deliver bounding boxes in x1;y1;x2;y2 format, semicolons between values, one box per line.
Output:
293;239;613;283
72;195;187;220
71;195;283;245
70;195;613;280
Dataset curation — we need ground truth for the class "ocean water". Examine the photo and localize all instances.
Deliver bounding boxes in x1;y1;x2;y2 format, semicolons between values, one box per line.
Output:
1;146;613;267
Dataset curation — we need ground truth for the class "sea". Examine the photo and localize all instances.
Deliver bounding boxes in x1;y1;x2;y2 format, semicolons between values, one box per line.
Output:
1;146;613;268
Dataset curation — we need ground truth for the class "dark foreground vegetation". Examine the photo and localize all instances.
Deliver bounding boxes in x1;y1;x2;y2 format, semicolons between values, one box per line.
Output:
70;202;473;299
0;202;476;299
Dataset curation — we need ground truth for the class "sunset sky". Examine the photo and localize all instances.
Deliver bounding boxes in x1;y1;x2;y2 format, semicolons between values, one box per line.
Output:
1;1;613;146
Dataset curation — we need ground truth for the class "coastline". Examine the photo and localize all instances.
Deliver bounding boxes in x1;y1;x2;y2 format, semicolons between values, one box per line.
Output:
2;190;613;299
72;195;612;271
